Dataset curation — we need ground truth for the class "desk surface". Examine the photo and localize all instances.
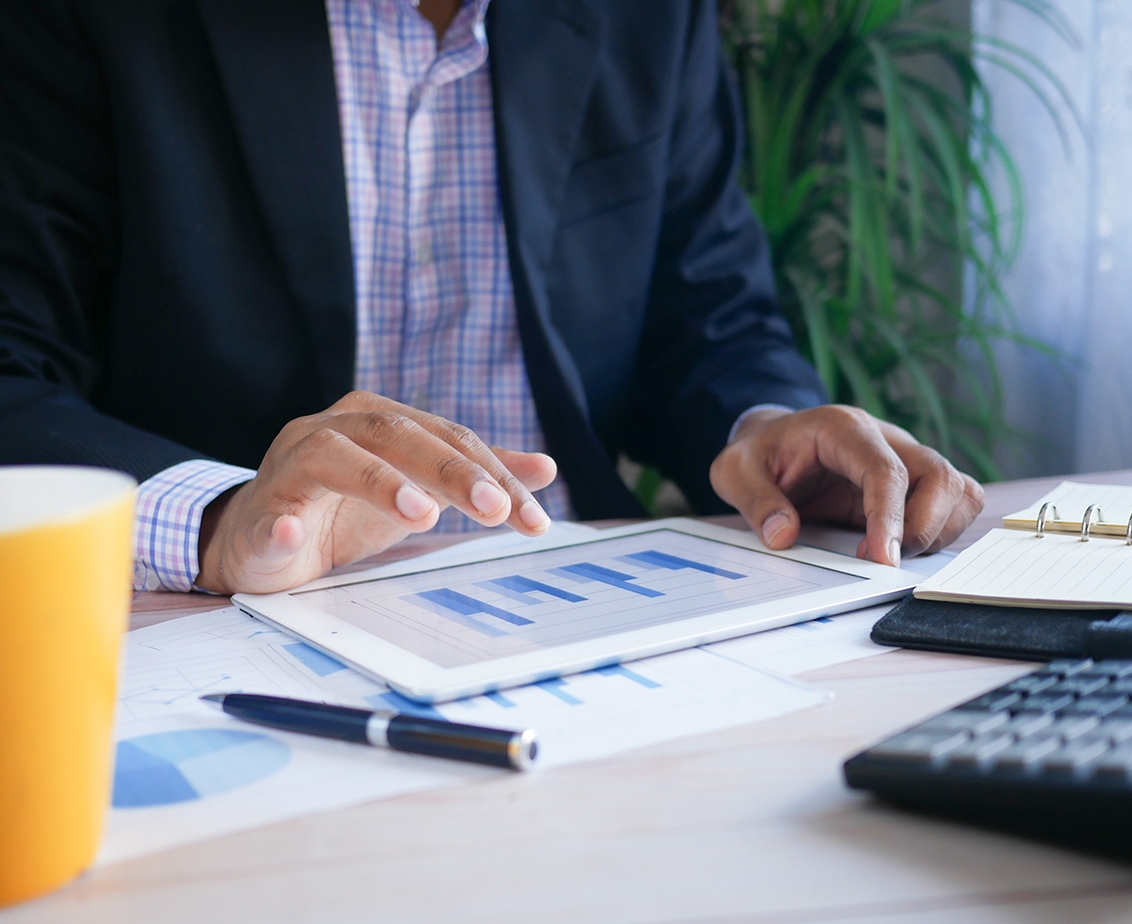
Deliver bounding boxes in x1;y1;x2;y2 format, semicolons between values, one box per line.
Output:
9;470;1132;924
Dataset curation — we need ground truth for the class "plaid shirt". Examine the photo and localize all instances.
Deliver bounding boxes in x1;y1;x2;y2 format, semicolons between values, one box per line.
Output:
132;0;571;591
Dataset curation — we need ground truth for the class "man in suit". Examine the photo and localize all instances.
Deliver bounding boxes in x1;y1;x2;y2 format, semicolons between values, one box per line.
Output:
0;0;983;594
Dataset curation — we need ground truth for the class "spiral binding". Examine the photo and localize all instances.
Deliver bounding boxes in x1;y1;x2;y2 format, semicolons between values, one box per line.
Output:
1080;505;1103;542
1033;501;1132;544
1035;502;1058;538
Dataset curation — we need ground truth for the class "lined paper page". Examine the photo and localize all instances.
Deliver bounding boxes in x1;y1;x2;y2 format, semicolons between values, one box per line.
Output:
914;528;1132;608
1003;481;1132;538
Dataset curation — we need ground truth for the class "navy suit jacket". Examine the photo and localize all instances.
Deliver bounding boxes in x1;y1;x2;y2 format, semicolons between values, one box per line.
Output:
0;0;825;519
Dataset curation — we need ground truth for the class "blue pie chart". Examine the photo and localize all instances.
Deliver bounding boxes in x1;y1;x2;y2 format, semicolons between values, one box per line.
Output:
112;729;291;808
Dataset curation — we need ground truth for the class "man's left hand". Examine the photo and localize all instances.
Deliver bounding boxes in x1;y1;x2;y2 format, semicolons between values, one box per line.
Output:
709;405;985;566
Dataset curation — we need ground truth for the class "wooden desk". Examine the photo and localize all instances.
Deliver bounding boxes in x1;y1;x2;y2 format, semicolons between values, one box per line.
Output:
9;472;1132;924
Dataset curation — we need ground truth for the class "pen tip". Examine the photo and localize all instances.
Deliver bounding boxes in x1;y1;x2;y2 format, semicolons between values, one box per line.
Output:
200;694;225;705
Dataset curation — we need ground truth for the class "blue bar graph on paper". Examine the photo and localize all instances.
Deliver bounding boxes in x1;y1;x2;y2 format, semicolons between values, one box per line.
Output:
482;575;586;604
416;589;533;628
485;691;517;708
592;664;662;688
624;550;745;580
283;642;348;677
554;563;665;598
536;678;583;705
367;691;446;721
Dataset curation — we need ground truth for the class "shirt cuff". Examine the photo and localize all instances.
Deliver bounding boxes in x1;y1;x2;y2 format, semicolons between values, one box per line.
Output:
727;404;796;445
133;459;256;592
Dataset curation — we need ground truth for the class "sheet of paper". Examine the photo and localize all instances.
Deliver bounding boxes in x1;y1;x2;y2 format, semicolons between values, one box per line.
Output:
1003;481;1132;537
708;544;956;676
915;527;1132;608
101;523;953;865
101;607;826;865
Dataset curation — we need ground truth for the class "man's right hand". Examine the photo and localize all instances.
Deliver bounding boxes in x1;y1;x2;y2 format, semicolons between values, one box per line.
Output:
195;391;558;595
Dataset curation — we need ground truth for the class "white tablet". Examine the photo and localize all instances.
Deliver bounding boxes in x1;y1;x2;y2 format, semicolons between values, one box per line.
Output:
233;518;916;703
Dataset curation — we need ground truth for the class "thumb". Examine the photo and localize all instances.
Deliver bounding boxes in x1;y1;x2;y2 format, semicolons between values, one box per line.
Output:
745;483;802;551
249;513;306;561
714;458;802;550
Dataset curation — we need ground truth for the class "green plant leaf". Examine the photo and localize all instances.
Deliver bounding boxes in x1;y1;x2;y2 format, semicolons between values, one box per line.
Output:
723;0;1078;480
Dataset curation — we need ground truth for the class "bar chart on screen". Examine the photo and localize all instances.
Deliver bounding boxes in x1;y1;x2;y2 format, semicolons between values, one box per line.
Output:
294;529;861;667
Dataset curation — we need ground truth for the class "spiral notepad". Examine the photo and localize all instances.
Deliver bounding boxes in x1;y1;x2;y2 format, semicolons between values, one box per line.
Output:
914;482;1132;609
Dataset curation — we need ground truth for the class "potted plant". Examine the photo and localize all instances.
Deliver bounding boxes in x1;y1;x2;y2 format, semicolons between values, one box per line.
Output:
716;0;1078;482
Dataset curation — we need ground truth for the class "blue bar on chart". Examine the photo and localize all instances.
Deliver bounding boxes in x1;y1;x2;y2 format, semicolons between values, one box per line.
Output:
480;575;587;605
535;677;584;705
622;550;745;580
413;588;533;637
367;691;446;721
553;563;665;598
282;642;349;677
591;663;662;689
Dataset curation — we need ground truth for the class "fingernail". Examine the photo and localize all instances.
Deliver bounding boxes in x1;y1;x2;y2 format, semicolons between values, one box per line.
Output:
396;484;435;521
888;539;902;568
519;500;551;531
471;480;508;517
761;512;790;545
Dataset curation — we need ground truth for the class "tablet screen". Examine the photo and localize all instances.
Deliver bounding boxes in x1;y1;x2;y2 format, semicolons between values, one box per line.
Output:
292;529;862;668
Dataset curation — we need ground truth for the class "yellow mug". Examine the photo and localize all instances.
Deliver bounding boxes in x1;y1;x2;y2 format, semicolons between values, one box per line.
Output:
0;466;136;907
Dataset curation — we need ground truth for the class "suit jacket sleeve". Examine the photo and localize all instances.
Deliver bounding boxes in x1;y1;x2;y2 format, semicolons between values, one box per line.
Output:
623;0;827;513
0;0;204;480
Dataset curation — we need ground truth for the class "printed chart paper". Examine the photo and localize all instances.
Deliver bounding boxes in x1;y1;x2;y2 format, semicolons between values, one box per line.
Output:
100;527;953;865
101;607;826;864
710;542;956;676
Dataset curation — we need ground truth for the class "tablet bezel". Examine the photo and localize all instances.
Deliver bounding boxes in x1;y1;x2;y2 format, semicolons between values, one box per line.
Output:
233;518;916;702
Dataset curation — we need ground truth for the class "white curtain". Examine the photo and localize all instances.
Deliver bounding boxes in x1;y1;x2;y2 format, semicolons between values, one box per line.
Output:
972;0;1132;478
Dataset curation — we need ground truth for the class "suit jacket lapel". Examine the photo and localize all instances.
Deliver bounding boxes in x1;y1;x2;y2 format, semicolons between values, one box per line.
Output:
490;0;644;519
196;0;356;404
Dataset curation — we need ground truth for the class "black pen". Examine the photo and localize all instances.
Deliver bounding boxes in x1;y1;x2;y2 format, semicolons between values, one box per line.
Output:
201;693;538;771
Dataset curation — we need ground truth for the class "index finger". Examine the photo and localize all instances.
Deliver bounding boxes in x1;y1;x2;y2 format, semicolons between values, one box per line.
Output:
412;417;553;535
334;396;552;536
817;420;909;566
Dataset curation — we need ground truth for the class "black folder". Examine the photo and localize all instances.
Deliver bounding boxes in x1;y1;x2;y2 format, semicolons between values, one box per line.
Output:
871;595;1132;662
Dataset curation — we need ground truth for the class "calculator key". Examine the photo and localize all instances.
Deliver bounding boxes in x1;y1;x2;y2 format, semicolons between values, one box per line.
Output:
993;737;1063;770
998;713;1055;738
1040;739;1111;773
1047;659;1094;676
1088;660;1132;677
1042;716;1101;740
945;734;1015;768
1046;677;1110;696
1003;674;1060;694
958;691;1022;712
1092;743;1132;779
1013;693;1074;714
1062;695;1129;717
1096;718;1132;743
868;729;970;763
918;710;1009;736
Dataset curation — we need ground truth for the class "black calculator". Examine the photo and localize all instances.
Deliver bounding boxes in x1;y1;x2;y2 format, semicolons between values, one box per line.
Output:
844;659;1132;854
